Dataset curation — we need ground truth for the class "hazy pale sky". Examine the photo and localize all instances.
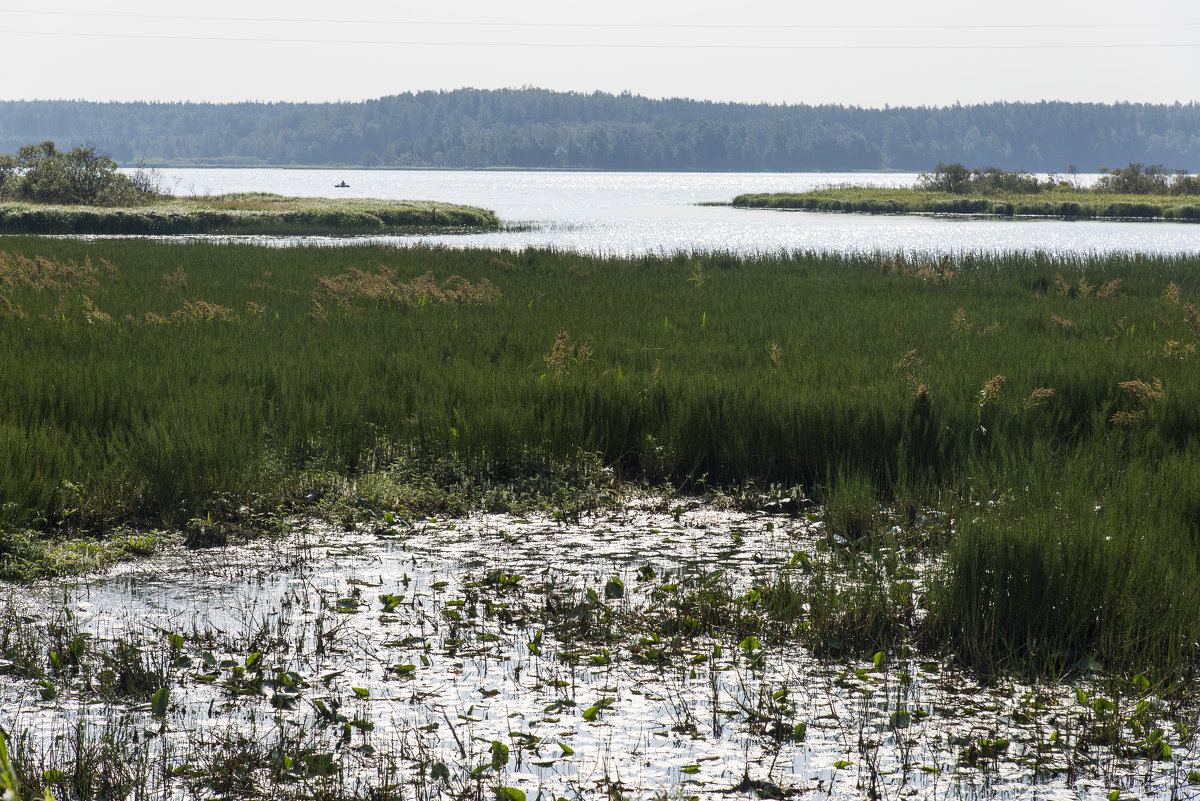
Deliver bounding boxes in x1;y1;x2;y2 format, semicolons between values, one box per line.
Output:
1;0;1197;107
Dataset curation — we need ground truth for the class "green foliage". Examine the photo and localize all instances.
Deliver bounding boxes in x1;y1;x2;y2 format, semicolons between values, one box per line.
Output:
4;141;157;206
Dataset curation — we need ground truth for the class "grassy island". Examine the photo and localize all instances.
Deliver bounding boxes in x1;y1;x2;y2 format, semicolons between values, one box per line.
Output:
0;193;501;235
0;141;499;234
733;162;1200;221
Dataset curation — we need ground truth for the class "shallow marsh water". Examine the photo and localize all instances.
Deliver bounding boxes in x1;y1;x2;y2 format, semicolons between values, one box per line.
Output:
3;504;1199;799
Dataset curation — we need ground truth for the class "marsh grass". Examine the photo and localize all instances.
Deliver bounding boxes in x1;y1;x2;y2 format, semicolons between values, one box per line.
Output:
2;239;1200;673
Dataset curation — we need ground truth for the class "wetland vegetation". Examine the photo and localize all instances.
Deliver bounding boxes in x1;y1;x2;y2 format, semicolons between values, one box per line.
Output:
3;236;1200;798
733;163;1200;221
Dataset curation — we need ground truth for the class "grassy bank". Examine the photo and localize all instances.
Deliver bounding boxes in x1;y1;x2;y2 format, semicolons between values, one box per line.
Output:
0;193;500;235
3;239;1200;675
732;185;1200;221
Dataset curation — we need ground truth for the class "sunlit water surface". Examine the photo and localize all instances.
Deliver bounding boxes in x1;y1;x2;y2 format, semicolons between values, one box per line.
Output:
145;169;1200;256
3;504;1197;799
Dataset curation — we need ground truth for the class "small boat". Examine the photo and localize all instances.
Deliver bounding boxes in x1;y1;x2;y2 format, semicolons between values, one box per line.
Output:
335;181;349;188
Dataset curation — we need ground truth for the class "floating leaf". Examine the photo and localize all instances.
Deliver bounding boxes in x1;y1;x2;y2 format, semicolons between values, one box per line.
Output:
352;687;369;699
834;759;852;769
495;789;525;801
151;687;169;717
490;740;510;770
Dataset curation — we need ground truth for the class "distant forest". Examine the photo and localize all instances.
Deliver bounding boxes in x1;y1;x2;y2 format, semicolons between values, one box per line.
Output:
1;88;1197;172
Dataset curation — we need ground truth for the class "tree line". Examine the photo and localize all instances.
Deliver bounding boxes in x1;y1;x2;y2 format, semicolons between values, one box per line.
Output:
0;88;1197;172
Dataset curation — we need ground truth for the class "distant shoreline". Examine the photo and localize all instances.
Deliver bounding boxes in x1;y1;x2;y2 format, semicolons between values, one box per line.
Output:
125;164;919;174
730;187;1200;223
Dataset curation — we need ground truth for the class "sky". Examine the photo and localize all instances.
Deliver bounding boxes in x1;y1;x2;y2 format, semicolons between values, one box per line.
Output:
1;0;1198;107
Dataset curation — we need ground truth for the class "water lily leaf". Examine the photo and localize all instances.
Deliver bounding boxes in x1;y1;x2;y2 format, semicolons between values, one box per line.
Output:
151;687;169;717
495;789;525;801
490;740;510;769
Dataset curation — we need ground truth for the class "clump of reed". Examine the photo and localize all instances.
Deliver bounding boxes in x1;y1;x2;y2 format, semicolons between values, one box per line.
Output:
312;266;500;312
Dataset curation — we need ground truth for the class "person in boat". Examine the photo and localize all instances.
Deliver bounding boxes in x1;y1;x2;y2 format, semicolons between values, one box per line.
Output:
335;180;349;188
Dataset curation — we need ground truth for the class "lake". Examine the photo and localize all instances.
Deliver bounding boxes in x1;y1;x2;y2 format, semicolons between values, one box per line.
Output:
150;168;1200;256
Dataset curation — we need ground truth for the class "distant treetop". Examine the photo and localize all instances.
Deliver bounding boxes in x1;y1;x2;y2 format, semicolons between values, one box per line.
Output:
0;89;1197;171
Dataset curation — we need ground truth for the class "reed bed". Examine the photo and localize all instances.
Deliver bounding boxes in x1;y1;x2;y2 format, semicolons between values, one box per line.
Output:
2;238;1200;675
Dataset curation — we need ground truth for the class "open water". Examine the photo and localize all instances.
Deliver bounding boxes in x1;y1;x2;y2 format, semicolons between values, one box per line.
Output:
150;168;1200;257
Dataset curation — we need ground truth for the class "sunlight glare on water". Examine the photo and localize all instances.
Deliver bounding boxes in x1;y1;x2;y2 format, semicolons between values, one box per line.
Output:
3;503;1197;799
148;168;1200;256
